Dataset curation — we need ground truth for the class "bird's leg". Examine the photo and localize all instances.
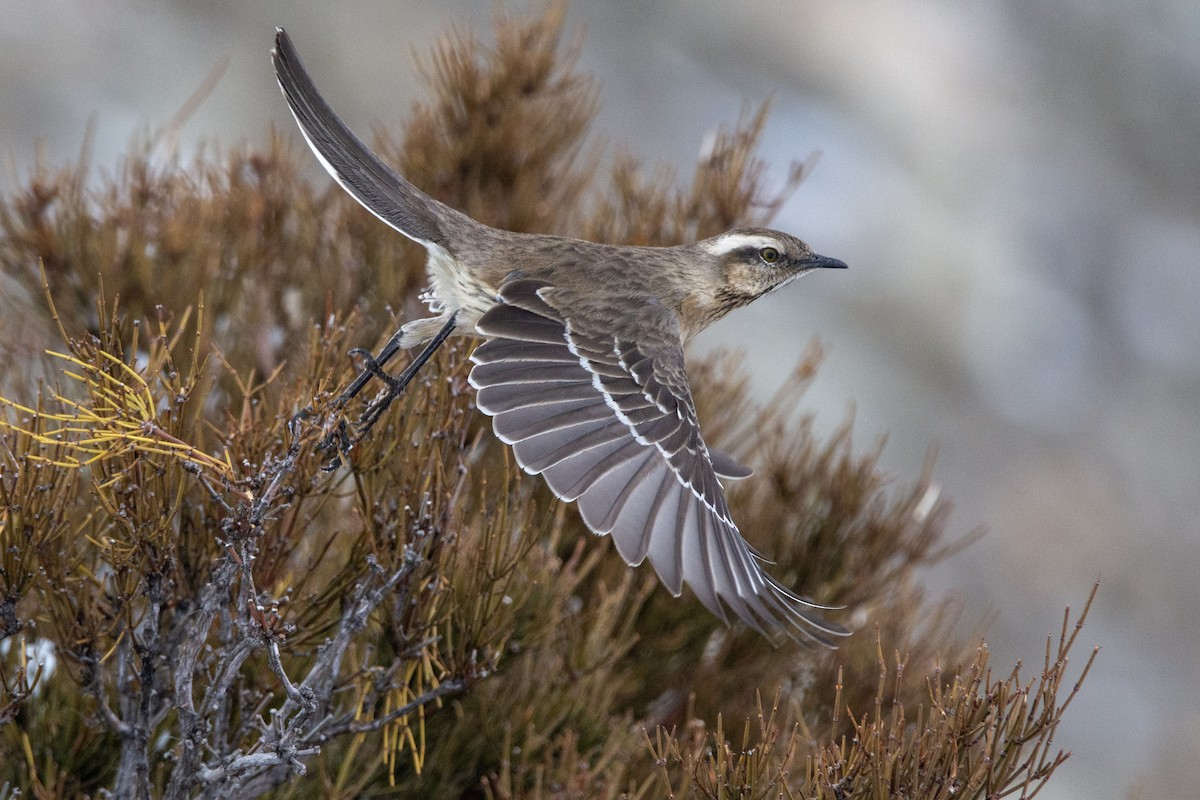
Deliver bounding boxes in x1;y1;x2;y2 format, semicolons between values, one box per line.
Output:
335;329;407;408
315;313;459;467
354;313;457;436
312;329;402;464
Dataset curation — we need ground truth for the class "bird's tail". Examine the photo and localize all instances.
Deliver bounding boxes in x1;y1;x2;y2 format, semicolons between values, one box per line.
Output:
271;27;447;249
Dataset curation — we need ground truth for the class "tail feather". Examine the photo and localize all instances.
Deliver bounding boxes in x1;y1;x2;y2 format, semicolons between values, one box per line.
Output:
272;28;447;248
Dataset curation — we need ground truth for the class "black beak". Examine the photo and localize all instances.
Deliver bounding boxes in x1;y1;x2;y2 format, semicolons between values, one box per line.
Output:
804;253;848;270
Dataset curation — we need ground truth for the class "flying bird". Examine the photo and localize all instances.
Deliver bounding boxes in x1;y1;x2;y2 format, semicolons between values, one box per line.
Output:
271;28;850;646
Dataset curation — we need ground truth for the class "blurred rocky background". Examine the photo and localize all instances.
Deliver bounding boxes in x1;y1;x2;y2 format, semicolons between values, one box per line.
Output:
2;1;1196;797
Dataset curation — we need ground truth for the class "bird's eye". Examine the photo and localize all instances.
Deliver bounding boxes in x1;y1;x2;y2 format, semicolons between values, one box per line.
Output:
758;246;781;264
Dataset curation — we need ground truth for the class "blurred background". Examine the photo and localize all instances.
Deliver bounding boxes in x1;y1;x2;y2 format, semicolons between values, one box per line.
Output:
3;1;1197;796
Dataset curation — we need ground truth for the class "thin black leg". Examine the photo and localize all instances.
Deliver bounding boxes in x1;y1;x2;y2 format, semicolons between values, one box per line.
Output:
336;329;404;408
355;314;458;434
316;314;458;467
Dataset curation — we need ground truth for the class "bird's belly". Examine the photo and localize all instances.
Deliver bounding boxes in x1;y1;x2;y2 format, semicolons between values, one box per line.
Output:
424;245;499;328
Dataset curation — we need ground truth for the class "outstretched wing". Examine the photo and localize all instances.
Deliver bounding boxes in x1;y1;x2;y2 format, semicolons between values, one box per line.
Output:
272;27;448;248
468;278;848;646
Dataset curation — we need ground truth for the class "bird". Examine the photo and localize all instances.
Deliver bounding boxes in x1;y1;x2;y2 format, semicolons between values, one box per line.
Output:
271;27;850;647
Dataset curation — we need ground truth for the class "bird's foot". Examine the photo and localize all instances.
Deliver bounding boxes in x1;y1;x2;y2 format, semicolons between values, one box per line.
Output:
313;314;459;469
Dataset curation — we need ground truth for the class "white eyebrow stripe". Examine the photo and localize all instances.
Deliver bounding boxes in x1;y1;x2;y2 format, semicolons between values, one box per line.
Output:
699;233;783;257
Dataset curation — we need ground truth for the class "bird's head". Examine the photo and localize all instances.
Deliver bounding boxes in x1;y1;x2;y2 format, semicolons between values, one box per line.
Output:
682;228;846;332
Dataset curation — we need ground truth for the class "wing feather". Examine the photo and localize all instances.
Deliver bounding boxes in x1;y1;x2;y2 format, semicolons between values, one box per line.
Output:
468;277;850;646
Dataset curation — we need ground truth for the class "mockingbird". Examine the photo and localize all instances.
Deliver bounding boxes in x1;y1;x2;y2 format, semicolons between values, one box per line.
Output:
272;28;850;646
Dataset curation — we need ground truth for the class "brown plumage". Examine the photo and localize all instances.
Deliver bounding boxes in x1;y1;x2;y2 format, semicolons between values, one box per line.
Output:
272;28;849;646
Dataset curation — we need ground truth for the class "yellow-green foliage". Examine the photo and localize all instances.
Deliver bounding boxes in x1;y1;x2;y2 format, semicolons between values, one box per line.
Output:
0;5;1094;798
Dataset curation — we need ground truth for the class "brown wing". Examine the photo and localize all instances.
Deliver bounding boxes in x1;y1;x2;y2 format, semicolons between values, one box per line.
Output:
468;278;848;646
